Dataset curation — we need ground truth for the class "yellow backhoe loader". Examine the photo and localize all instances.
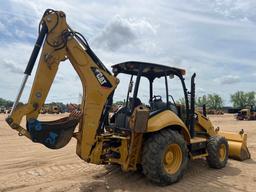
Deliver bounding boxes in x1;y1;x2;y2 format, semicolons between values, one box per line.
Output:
236;107;256;120
6;9;250;185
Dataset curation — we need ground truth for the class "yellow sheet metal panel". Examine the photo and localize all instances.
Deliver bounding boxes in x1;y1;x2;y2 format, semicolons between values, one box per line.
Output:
147;110;190;142
217;131;250;161
217;131;246;142
67;38;119;161
194;111;216;136
129;105;149;133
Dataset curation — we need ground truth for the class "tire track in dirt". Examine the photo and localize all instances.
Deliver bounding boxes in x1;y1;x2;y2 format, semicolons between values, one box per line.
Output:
1;114;256;192
79;158;254;192
0;162;103;192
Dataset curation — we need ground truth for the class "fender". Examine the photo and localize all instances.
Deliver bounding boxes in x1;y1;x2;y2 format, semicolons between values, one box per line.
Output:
147;110;191;142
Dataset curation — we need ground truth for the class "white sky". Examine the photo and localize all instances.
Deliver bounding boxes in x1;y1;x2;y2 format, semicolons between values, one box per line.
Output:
0;0;255;105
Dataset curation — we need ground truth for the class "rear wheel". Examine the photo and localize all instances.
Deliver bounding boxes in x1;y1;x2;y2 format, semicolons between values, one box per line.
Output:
142;129;188;185
206;136;228;169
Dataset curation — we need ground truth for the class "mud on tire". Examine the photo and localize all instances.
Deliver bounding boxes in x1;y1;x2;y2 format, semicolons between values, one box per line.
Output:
142;129;188;186
206;136;229;169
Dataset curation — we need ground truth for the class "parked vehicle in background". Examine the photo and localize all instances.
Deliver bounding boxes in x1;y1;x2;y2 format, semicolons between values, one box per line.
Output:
6;108;12;114
40;104;65;114
0;106;6;114
236;106;256;120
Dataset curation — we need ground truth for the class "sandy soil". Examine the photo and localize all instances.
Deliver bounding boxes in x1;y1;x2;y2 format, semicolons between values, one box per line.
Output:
0;113;255;192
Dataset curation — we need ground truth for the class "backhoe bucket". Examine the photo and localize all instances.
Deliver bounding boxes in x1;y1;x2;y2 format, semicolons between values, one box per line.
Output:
27;116;80;149
217;130;250;161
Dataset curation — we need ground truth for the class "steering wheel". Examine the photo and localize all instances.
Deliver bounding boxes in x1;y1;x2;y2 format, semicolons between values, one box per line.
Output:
168;95;176;105
168;95;178;114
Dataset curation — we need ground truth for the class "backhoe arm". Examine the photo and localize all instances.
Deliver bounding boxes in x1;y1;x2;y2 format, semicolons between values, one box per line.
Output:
6;9;119;161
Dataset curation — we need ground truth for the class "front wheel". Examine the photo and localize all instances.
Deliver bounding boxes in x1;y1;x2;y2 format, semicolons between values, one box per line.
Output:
142;129;188;186
206;136;228;169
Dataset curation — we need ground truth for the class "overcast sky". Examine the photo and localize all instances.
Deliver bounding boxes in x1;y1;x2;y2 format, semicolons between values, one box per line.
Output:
0;0;255;105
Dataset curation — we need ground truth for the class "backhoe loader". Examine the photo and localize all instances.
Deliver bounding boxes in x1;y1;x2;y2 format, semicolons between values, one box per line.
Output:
236;106;256;120
6;9;250;185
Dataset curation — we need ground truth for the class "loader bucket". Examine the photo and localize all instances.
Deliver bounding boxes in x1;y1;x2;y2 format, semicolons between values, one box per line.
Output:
217;130;250;161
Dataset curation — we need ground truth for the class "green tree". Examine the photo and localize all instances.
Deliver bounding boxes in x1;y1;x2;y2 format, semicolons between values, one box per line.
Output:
195;94;223;109
231;91;255;108
196;95;208;107
176;97;186;105
207;94;223;110
114;100;125;106
0;98;13;107
246;91;255;107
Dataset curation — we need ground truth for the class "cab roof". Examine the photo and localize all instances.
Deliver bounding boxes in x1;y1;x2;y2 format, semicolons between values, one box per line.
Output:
111;61;186;80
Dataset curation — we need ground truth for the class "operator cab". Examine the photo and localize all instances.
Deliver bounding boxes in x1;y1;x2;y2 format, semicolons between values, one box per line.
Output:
110;61;189;130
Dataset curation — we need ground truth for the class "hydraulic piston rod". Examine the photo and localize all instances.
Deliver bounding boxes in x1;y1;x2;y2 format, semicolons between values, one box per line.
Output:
10;22;48;115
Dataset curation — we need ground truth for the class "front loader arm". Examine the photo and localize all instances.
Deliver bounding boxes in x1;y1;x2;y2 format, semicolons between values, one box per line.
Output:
6;9;118;161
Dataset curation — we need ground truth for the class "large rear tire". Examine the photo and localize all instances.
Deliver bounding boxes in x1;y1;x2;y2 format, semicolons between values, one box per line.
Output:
142;129;188;186
206;136;228;169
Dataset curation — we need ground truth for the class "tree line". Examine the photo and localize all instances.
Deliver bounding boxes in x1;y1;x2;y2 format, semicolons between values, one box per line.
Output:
177;91;255;110
0;98;13;108
0;98;67;111
197;91;255;109
1;91;255;110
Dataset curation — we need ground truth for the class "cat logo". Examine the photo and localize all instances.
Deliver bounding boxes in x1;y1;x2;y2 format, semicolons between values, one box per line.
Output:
91;67;112;88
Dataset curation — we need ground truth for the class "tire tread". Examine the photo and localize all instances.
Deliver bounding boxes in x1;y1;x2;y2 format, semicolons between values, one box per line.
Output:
142;129;188;185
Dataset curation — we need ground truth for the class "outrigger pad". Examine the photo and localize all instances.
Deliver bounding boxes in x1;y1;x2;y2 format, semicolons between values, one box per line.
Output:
27;117;80;149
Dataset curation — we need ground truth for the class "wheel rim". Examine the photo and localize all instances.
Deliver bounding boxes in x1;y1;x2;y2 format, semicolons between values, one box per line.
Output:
163;144;182;174
219;144;226;161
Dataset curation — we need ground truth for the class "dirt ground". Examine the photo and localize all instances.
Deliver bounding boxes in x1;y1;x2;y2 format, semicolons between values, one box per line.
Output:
0;113;255;192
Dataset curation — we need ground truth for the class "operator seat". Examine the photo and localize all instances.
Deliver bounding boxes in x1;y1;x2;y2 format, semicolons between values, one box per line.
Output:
113;97;142;130
129;97;142;109
150;97;165;111
150;97;178;115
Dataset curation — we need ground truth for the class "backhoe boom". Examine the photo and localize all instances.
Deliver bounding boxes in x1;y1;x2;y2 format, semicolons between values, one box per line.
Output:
6;9;119;161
